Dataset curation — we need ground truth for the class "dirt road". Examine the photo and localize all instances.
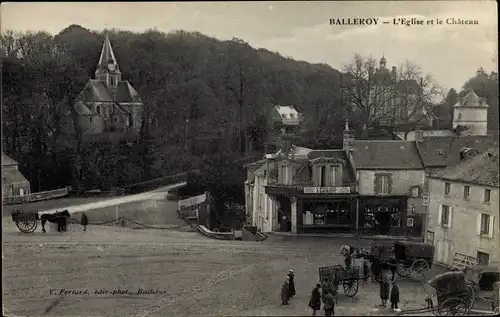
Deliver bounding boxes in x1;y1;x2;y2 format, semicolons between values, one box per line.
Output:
3;220;442;317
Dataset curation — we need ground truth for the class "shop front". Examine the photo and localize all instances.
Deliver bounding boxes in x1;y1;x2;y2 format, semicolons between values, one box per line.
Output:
297;195;357;234
357;196;408;236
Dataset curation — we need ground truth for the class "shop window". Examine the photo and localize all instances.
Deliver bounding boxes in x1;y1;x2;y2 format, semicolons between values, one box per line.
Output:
303;202;315;225
361;207;375;228
390;212;402;228
313;203;326;225
325;202;351;225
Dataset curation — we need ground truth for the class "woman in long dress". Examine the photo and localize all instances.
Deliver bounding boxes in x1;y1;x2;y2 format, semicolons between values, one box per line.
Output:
281;276;290;305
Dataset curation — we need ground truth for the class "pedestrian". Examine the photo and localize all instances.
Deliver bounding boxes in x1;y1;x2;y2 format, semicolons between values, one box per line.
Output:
288;269;296;298
363;258;370;283
281;275;290;305
379;276;390;308
390;280;401;312
81;212;88;231
309;283;321;316
322;290;335;316
321;277;332;300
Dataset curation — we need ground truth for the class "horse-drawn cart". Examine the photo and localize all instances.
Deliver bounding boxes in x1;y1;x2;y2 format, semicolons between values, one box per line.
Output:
367;241;434;282
465;265;500;311
397;271;472;316
318;264;362;297
11;210;39;233
10;210;70;233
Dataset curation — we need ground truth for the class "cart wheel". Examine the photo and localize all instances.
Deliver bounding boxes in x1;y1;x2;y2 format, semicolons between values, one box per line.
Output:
16;216;37;233
343;279;359;297
437;297;469;316
396;263;411;278
410;259;429;281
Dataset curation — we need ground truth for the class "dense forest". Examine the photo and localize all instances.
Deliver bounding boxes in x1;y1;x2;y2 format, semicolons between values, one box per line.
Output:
1;25;498;212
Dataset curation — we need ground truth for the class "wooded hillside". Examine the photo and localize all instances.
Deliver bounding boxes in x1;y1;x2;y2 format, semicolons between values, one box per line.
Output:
1;25;346;200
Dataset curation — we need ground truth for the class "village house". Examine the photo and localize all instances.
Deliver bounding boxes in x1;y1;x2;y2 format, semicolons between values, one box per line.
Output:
352;139;426;238
2;152;31;202
425;145;499;269
61;35;144;138
244;106;428;238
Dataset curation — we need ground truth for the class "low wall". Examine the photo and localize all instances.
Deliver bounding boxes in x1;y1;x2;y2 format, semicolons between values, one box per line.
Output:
3;187;69;205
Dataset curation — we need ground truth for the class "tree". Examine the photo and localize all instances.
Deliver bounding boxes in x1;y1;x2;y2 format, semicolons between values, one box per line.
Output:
394;60;443;139
461;68;499;130
341;54;397;132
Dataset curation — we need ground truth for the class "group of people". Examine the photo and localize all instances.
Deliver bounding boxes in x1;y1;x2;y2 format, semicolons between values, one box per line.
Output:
280;245;402;316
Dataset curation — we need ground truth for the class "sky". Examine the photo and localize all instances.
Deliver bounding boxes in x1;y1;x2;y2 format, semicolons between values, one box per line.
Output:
1;1;498;92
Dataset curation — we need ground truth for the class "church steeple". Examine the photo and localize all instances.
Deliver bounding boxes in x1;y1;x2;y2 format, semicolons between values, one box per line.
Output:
380;54;387;69
95;34;121;88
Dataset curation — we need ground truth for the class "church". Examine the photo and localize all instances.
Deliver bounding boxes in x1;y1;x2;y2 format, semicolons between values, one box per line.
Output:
61;35;144;138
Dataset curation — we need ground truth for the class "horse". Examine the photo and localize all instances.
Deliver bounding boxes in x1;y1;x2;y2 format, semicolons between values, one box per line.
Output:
40;210;71;233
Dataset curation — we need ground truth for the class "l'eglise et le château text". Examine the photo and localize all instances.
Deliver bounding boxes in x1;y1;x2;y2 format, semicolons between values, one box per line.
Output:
445;18;479;25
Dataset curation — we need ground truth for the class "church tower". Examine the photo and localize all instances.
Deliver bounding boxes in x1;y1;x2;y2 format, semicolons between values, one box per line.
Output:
452;90;489;136
95;35;121;89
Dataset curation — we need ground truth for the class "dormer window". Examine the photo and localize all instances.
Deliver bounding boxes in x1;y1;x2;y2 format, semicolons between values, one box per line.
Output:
313;164;342;187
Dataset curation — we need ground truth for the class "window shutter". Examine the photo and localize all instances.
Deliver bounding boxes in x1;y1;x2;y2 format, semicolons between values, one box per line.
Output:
336;166;342;185
437;205;442;227
488;216;495;239
387;175;393;194
374;175;382;194
327;165;334;186
448;207;453;228
476;214;482;236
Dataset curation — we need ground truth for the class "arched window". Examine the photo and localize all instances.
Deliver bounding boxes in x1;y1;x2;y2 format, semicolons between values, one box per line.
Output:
458;112;462;120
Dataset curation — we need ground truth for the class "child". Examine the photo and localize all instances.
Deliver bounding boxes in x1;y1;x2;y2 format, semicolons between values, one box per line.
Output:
322;290;335;316
379;276;390;308
390;280;401;312
81;212;88;231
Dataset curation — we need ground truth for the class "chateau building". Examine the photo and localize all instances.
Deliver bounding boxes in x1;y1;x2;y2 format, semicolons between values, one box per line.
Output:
61;35;144;136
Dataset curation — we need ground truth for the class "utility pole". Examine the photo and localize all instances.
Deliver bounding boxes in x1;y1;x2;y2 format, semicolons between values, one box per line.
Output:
184;119;189;151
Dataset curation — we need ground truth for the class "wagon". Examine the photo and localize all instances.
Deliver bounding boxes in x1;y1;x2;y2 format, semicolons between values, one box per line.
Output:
393;241;434;281
397;271;472;316
464;265;500;311
318;264;361;297
10;210;39;233
367;241;434;282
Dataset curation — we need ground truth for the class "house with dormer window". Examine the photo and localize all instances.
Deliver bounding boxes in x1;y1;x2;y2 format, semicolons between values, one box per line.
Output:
244;107;429;239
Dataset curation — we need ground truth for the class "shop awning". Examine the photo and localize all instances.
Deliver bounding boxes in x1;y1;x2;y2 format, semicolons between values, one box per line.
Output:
178;193;207;209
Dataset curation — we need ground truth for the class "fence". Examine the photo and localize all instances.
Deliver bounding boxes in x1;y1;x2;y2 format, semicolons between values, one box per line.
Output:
123;169;199;195
3;187;69;205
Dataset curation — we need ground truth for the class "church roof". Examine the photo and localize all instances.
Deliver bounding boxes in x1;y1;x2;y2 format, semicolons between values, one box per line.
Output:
96;35;121;74
453;90;489;108
74;101;96;116
116;81;142;103
77;79;142;105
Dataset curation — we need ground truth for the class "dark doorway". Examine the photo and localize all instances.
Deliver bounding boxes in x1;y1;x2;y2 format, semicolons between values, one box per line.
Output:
277;196;291;232
375;211;391;235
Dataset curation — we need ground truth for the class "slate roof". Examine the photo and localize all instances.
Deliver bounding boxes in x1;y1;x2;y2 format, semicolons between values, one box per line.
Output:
352;140;424;169
429;145;499;187
2;168;29;185
74;101;96;116
416;136;497;168
453;90;489;108
116;81;142;103
306;150;346;161
2;153;18;166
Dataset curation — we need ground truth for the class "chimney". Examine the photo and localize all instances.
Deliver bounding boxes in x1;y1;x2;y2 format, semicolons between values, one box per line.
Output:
343;119;355;151
414;130;424;142
279;128;293;154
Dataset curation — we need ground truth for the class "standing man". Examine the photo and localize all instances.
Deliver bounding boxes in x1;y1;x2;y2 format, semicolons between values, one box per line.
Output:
309;283;321;316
